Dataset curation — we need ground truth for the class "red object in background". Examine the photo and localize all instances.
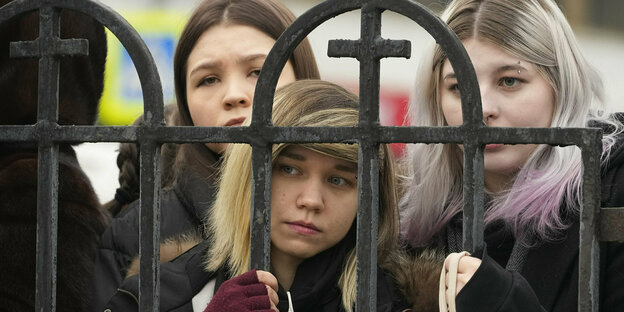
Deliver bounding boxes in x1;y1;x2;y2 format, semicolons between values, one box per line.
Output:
379;91;409;158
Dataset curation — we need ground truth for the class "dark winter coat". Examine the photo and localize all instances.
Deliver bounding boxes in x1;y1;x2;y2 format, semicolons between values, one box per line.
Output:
104;227;409;312
435;135;624;312
89;168;217;311
0;143;110;312
1;1;108;310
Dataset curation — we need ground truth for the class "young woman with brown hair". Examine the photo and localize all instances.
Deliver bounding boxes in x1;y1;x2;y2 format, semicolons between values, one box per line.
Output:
90;0;319;309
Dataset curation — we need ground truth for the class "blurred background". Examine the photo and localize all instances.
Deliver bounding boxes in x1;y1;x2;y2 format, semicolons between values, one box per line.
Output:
74;0;624;203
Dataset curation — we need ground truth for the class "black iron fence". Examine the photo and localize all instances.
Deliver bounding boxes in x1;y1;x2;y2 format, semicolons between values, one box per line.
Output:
0;0;620;311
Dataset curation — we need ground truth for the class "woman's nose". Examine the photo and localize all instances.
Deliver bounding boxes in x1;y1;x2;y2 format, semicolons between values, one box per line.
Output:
222;78;252;109
480;88;498;125
295;181;324;212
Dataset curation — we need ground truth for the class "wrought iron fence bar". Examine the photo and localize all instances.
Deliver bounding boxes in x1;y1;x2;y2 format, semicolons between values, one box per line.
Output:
460;142;485;253
249;144;273;271
355;2;383;309
379;126;603;145
373;38;411;59
579;132;602;312
36;143;59;312
34;6;63;312
10;37;88;58
327;39;360;58
600;208;624;241
355;142;380;311
35;5;60;123
138;140;161;312
0;125;604;146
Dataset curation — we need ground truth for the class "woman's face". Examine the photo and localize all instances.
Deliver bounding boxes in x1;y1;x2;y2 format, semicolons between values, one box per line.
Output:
270;145;358;267
439;39;555;192
185;24;297;153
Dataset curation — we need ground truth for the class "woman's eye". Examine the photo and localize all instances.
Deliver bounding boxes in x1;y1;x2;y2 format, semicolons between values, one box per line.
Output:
448;83;460;94
250;69;261;77
280;165;299;175
198;76;218;87
501;77;519;87
328;176;350;186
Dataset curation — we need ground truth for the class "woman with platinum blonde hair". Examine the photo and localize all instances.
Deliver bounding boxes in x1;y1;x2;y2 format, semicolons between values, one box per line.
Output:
401;0;624;310
106;80;409;311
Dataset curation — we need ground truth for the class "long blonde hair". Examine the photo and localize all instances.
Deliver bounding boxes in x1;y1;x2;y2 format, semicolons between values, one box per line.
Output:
206;80;399;310
401;0;623;247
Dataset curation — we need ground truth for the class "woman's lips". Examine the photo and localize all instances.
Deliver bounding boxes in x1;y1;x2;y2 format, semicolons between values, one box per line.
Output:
485;143;504;150
287;221;321;235
224;117;246;127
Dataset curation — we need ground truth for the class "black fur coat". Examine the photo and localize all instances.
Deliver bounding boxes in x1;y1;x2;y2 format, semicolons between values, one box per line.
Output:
0;144;110;311
0;0;109;309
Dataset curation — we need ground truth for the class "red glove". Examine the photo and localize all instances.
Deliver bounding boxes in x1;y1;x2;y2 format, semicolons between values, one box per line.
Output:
204;269;277;312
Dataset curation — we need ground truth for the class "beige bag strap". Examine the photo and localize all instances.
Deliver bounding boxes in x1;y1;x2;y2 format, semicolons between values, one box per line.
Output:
439;251;470;312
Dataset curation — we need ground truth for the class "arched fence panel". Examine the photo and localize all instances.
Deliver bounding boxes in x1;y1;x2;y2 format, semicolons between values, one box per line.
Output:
0;0;621;311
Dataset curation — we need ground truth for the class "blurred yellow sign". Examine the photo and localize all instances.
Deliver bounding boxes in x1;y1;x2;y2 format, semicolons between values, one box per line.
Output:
98;10;186;125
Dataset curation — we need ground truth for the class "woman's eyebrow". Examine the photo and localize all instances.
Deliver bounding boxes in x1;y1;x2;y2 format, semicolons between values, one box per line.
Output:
495;64;528;75
279;152;357;173
443;63;529;81
238;53;267;64
188;60;221;77
279;151;305;161
335;163;357;174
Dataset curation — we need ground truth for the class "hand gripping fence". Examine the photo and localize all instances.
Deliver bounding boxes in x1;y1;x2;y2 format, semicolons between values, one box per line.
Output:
0;0;622;311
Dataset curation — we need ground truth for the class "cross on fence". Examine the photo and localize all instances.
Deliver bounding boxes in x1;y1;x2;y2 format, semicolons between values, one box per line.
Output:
327;3;412;306
8;5;88;311
0;0;621;311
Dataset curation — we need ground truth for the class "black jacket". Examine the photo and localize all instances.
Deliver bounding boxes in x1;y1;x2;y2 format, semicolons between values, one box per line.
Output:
104;230;409;312
448;135;624;312
89;170;216;311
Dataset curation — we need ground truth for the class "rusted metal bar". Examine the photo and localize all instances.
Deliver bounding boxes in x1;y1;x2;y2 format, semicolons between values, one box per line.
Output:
138;140;162;312
579;131;603;312
249;144;273;270
0;125;609;146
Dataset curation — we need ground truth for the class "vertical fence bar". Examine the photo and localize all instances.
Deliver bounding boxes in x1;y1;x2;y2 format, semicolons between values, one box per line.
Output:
579;132;602;312
249;144;273;271
35;6;61;312
36;143;59;312
355;3;382;310
461;142;485;253
356;142;380;311
138;140;161;311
